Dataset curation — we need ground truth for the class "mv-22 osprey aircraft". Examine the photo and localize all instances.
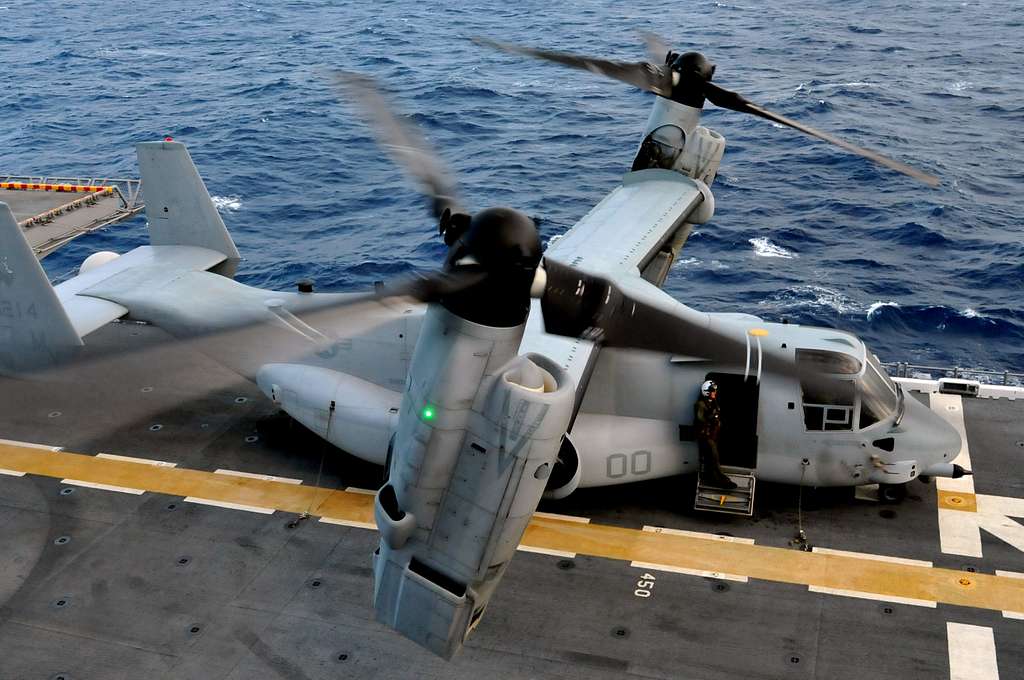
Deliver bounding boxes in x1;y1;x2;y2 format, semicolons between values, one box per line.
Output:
0;37;965;658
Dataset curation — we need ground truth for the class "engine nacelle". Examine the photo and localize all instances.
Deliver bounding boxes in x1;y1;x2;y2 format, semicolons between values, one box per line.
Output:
634;97;726;186
256;363;400;464
373;305;573;658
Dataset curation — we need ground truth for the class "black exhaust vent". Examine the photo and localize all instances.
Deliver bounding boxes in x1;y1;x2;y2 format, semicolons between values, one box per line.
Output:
409;558;466;597
872;437;895;452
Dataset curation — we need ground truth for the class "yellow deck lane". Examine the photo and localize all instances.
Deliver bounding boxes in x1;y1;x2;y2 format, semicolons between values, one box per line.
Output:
3;441;1024;615
0;442;374;525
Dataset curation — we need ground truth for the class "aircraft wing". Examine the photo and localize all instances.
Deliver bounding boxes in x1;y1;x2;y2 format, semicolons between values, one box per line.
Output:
521;168;707;406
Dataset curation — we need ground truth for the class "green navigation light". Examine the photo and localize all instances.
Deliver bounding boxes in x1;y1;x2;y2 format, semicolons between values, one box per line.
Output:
421;405;436;421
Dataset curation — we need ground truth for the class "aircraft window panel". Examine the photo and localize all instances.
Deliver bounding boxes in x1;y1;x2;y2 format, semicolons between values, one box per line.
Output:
824;406;853;431
803;403;853;431
801;378;855;407
858;355;898;428
795;349;862;375
803;405;824;430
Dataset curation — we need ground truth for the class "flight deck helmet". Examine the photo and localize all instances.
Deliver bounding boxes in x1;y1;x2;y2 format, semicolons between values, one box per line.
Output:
701;380;718;398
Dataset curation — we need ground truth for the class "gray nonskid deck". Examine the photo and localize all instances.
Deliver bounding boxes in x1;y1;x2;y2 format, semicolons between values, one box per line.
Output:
1;323;1022;679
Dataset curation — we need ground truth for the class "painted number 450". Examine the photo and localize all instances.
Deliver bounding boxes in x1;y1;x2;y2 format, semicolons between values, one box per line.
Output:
634;572;656;598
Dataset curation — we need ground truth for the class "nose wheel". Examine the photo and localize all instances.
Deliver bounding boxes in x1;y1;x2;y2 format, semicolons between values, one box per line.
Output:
879;483;908;504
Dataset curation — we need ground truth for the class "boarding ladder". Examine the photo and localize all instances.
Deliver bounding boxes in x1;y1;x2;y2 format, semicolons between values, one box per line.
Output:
694;466;756;516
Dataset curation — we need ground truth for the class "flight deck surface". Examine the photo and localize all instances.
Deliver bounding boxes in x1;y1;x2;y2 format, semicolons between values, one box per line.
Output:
1;323;1022;679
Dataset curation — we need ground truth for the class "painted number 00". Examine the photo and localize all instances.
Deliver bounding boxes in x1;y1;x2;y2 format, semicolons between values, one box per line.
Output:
606;450;652;479
634;572;656;598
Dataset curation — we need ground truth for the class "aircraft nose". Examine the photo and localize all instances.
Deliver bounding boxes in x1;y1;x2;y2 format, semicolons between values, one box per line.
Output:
913;399;958;462
904;394;962;462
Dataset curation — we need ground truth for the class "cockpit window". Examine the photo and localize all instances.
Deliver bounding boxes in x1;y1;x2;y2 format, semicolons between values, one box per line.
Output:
801;376;855;431
796;349;862;375
859;353;899;429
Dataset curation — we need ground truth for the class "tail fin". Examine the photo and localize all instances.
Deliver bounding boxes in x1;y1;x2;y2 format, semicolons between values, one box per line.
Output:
137;141;241;270
0;202;83;373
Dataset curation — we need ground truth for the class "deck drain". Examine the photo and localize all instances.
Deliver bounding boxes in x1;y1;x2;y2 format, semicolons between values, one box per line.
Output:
188;624;201;635
879;509;897;519
556;559;575;571
310;579;322;588
51;597;70;609
881;605;894;615
712;581;730;593
53;535;71;546
789;655;802;665
235;396;249;404
336;653;349;662
51;674;72;680
149;424;163;432
1016;441;1024;448
610;626;630;639
245;435;259;443
963;565;977;573
166;503;177;510
176;556;191;566
48;411;62;418
59;487;74;496
141;386;154;393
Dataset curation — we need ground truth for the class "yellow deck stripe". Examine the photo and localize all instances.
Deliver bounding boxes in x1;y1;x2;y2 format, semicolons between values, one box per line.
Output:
2;441;1024;614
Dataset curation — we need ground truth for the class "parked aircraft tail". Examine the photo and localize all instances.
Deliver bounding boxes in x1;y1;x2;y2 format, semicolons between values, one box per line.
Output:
136;140;241;272
0;202;84;373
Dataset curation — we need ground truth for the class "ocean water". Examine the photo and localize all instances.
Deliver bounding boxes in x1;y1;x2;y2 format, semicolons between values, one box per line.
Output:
1;1;1021;372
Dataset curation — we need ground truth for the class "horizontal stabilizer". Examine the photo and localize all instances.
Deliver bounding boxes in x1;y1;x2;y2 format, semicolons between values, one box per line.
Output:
137;141;241;267
0;202;83;373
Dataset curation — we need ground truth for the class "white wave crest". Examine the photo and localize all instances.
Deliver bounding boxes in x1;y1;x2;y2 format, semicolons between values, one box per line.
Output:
866;301;900;319
750;237;797;259
212;195;242;212
760;285;855;314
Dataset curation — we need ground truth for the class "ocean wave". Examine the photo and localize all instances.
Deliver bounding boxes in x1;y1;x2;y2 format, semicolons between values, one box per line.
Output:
759;286;856;314
749;237;797;258
212;196;243;212
866;301;900;319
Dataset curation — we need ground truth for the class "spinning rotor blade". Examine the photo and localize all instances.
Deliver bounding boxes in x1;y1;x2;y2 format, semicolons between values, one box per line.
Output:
703;82;940;187
474;37;939;187
331;71;462;219
539;259;749;362
471;37;674;97
13;268;485;382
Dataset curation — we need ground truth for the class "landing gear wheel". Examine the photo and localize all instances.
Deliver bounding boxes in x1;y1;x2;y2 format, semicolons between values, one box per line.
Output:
879;483;908;504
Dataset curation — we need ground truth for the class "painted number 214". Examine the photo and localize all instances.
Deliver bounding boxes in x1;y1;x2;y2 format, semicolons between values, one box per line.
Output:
634;572;657;598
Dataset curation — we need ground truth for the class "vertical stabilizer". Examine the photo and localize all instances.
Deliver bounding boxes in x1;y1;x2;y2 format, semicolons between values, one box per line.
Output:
137;141;241;268
0;202;83;373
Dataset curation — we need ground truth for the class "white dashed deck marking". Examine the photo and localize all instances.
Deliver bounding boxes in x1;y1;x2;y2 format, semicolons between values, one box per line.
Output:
183;497;274;514
534;511;591;524
97;453;177;467
630;559;748;583
214;468;302;484
946;622;999;680
60;479;146;495
319;516;376;529
517;545;576;559
812;546;933;567
642;525;755;544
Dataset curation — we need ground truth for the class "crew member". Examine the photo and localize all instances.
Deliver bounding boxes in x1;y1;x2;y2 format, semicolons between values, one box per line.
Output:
694;380;737;489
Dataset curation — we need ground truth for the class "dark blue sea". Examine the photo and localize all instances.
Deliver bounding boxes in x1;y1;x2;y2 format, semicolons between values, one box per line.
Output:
2;1;1022;373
